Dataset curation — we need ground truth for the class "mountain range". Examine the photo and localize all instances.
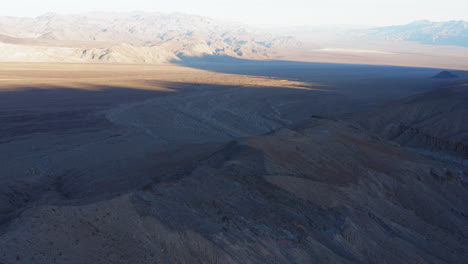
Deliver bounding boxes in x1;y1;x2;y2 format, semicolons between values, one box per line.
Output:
364;20;468;47
1;13;468;65
0;12;297;63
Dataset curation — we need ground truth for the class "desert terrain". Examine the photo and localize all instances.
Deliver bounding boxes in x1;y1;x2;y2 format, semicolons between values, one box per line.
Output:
1;12;468;70
0;10;468;264
0;59;467;263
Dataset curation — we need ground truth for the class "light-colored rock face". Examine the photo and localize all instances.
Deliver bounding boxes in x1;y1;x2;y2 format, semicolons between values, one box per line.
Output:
0;118;467;264
0;42;87;63
0;12;296;63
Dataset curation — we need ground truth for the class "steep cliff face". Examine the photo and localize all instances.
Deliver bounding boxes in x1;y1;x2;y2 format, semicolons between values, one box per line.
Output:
1;118;467;264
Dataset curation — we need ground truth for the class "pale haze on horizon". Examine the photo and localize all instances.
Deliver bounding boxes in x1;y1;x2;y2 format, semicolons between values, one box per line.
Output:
1;0;468;27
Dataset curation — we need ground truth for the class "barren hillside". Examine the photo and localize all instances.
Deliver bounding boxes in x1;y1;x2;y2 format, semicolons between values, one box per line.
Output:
347;74;468;163
0;117;467;263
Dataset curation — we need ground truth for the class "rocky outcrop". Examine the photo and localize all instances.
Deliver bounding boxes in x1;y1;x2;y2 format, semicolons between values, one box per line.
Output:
396;123;468;158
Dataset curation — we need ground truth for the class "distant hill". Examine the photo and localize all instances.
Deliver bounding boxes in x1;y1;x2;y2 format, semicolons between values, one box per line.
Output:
364;20;468;47
0;12;298;63
432;71;459;79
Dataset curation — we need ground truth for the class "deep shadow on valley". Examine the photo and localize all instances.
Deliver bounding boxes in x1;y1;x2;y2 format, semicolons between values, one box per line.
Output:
174;55;455;103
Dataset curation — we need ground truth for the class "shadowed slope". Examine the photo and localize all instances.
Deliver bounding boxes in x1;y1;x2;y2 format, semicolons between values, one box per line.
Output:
347;81;468;164
0;118;466;264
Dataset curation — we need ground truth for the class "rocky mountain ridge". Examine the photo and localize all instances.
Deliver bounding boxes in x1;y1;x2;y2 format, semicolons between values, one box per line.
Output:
0;12;298;63
364;20;468;47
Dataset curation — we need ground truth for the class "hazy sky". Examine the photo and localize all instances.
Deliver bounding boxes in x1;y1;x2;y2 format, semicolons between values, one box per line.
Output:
2;0;467;26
